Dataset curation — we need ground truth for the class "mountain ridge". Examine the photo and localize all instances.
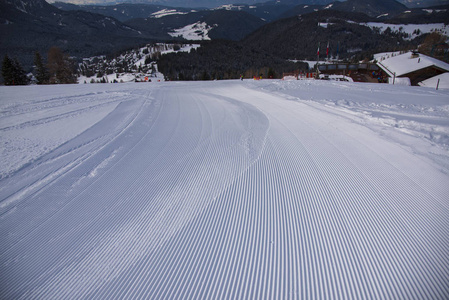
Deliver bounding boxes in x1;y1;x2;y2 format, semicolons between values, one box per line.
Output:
0;0;267;72
52;0;447;23
47;0;448;9
1;0;447;76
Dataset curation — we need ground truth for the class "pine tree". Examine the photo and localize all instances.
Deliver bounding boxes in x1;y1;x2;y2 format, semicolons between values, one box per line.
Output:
1;55;28;85
12;58;28;85
34;51;49;84
2;55;14;85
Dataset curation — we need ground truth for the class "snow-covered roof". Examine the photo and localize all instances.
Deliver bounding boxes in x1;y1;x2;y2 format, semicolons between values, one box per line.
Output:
377;52;449;77
418;72;449;90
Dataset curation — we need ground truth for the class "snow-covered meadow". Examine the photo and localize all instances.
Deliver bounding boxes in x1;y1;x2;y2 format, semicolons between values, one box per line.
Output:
168;22;216;40
1;80;448;298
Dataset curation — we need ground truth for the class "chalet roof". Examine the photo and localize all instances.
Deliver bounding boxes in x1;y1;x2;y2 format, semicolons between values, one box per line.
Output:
418;72;449;90
377;52;449;77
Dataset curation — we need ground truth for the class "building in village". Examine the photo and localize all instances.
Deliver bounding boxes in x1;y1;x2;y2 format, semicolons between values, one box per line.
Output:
314;51;449;88
316;63;381;83
377;51;449;88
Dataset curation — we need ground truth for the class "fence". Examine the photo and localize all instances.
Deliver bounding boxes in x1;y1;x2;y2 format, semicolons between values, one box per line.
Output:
317;63;379;73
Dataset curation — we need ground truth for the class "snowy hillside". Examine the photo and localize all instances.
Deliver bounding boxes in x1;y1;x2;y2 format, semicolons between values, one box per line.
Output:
150;8;190;18
1;80;449;298
361;22;448;39
168;22;216;40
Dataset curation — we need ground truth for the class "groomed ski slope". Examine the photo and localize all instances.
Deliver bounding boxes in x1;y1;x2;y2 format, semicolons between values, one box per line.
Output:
0;80;448;299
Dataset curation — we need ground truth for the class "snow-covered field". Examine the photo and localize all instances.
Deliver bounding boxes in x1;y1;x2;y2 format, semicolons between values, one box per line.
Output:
168;22;216;40
1;80;448;298
151;9;189;18
350;21;449;39
365;22;448;37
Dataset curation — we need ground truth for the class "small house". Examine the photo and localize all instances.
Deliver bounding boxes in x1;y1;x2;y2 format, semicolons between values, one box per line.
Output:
377;51;449;86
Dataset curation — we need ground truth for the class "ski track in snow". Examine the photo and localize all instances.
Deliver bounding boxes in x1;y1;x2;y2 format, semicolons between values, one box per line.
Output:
0;81;448;299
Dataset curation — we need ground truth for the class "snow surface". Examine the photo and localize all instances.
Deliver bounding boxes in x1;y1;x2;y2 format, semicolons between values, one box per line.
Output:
368;22;448;38
389;76;411;86
151;9;188;18
213;4;245;10
159;43;200;55
373;51;402;61
350;21;448;39
419;72;449;90
132;44;200;68
168;22;216;40
318;22;334;28
1;80;449;299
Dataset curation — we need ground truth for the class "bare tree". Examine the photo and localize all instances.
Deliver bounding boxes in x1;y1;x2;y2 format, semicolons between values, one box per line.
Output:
47;47;77;84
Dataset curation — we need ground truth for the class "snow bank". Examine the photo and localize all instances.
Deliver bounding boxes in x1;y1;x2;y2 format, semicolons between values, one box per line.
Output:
389;77;411;85
0;84;125;179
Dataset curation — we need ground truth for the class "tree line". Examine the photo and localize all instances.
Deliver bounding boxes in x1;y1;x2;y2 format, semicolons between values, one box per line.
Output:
1;47;77;85
158;40;309;81
243;12;422;63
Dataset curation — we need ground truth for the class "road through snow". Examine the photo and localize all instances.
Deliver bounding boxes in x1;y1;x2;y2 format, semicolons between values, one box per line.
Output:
1;81;449;299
